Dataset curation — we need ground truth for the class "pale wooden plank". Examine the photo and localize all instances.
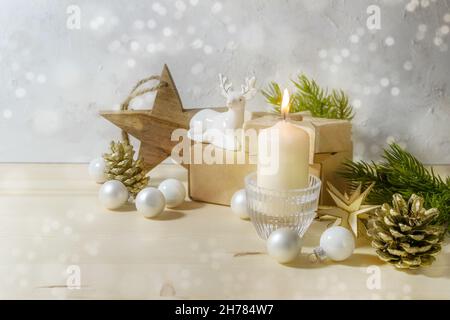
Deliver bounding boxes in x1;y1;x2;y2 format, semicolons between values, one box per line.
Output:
0;163;449;299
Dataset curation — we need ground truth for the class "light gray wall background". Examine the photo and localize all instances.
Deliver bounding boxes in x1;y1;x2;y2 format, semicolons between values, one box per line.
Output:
0;0;449;163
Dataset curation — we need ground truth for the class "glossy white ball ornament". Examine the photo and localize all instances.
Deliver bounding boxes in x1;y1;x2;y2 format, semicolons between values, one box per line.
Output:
230;189;249;219
266;228;301;263
320;226;355;261
88;157;107;183
136;187;166;218
158;178;185;208
98;180;129;209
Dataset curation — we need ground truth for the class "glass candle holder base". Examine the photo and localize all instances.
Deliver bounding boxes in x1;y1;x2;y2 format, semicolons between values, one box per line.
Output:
245;173;321;240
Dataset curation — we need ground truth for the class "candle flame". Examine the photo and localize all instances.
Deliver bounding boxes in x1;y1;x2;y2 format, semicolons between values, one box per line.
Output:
281;89;290;119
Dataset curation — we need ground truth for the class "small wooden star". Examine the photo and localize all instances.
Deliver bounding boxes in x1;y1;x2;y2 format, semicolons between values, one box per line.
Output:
317;182;379;237
100;65;203;172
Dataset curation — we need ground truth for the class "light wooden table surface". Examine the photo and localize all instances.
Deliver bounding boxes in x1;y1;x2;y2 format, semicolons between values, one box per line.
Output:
0;163;449;300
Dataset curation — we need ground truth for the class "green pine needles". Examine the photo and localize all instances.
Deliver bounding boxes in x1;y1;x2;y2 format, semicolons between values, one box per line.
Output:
261;74;354;120
339;143;450;229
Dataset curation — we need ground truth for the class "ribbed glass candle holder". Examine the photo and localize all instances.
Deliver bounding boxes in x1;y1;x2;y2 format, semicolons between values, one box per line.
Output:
245;173;321;240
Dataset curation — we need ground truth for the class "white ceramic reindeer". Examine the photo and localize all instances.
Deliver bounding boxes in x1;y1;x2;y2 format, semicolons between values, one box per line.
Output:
188;74;257;151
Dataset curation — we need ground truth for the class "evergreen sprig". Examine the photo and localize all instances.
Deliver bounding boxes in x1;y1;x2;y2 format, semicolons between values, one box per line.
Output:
292;75;330;117
261;74;354;120
339;143;450;229
261;81;297;113
329;90;354;120
261;82;283;108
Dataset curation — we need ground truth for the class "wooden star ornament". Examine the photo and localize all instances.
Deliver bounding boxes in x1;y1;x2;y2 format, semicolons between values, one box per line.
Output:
100;64;203;172
317;182;379;237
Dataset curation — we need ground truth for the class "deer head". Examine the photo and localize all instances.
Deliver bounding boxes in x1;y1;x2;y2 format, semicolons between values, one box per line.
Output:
219;74;257;110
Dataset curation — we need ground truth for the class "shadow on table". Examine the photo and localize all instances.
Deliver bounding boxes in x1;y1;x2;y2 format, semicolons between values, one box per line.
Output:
338;253;385;267
286;253;384;269
401;252;450;279
152;210;185;221
284;253;329;269
175;201;205;210
107;204;186;220
108;202;136;213
105;200;203;215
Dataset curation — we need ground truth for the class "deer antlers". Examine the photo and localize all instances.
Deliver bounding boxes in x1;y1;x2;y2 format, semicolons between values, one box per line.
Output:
219;74;233;97
241;76;257;99
219;74;256;100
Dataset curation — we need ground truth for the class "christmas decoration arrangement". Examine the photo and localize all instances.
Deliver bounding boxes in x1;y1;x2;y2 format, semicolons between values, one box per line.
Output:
189;83;353;206
186;73;264;205
261;74;354;120
242;90;323;264
340;143;450;230
368;193;446;269
90;65;447;270
92;65;189;219
100;73;164;199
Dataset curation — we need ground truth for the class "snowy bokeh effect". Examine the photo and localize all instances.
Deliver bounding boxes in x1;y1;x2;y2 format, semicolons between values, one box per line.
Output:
0;0;449;163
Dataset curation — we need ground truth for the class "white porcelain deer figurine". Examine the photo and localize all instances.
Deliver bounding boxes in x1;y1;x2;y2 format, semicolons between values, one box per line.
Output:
188;74;257;151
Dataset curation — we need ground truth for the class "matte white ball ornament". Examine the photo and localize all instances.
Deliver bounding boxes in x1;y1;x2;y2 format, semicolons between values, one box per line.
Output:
230;189;249;219
266;228;301;263
88;157;107;183
98;180;129;209
136;187;166;218
158;178;185;208
319;226;355;261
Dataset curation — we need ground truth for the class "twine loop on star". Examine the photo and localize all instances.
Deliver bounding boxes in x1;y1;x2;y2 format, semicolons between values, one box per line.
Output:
119;75;168;144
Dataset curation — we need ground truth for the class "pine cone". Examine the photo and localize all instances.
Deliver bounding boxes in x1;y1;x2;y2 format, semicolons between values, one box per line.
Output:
368;193;446;269
103;141;149;198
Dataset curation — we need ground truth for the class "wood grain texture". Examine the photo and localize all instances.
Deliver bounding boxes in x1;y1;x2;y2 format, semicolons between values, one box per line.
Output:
0;163;449;299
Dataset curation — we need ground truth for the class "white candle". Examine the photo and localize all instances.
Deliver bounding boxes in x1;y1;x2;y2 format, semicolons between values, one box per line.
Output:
257;89;310;190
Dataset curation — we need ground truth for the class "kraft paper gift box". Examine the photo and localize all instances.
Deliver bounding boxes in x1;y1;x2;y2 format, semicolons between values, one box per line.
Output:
187;112;353;206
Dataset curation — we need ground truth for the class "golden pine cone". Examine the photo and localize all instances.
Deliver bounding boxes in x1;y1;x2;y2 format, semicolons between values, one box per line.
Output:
368;193;446;269
103;141;149;197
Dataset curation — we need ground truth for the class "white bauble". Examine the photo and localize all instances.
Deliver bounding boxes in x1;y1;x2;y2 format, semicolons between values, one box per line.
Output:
99;180;129;209
136;187;166;218
266;228;301;263
88;157;107;183
320;226;355;261
158;178;185;208
230;189;249;219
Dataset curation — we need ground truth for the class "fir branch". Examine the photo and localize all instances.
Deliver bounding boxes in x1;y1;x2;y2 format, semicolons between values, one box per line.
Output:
261;74;354;120
261;82;283;107
292;74;330;117
339;143;450;230
380;143;447;191
261;81;302;113
329;89;354;120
